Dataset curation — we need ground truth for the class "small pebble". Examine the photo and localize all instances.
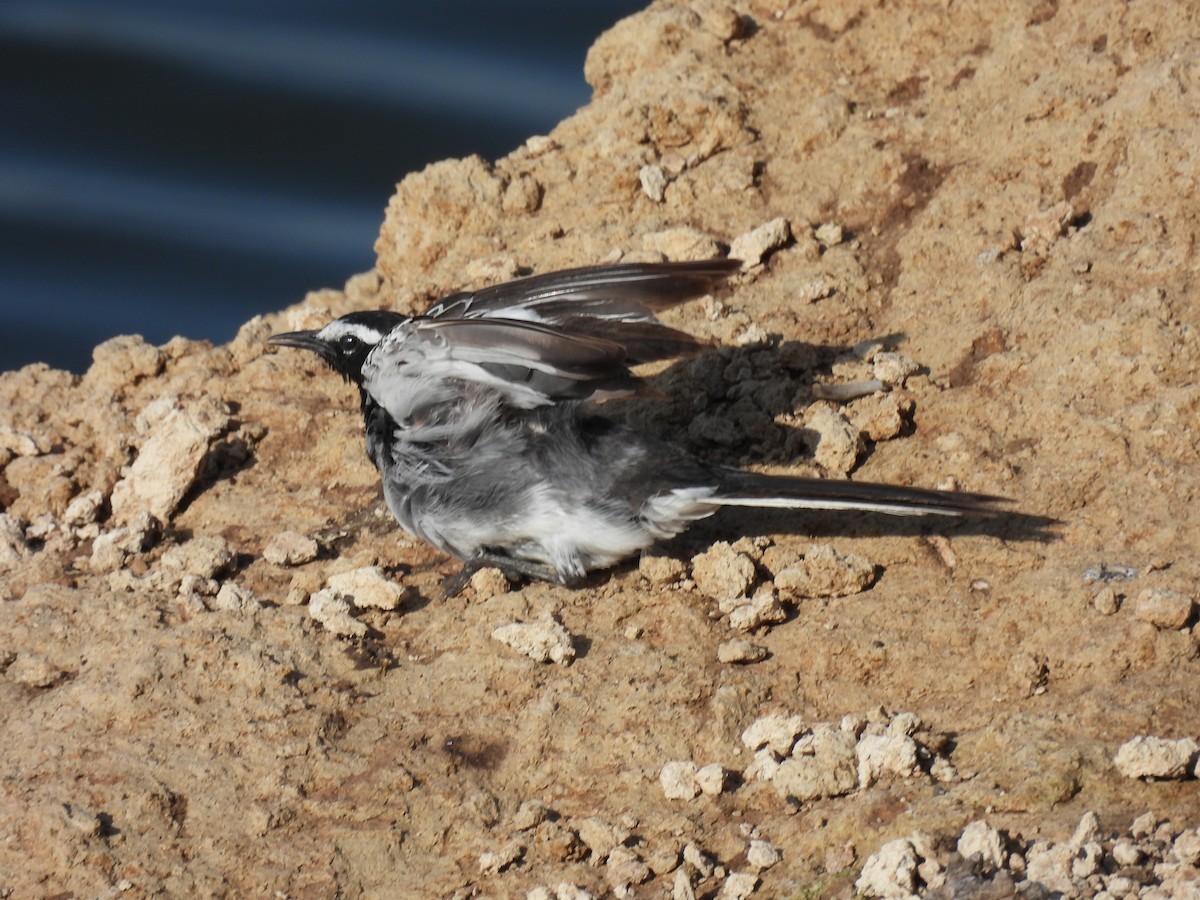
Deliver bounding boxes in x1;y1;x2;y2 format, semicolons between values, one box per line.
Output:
660;761;700;800
308;589;367;638
491;617;576;665
746;838;781;871
717;638;767;664
692;542;756;600
814;222;844;246
639;164;668;202
1093;586;1120;615
729;217;792;267
1131;588;1194;630
469;566;510;599
717;872;758;900
1113;735;1198;779
695;763;728;796
326;566;404;610
263;530;319;566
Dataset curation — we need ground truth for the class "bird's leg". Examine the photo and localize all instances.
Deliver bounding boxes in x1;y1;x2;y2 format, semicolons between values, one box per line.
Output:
440;552;563;599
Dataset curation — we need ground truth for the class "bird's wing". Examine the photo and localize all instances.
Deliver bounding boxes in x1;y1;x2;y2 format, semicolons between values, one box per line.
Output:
361;316;645;418
423;260;735;364
425;259;738;324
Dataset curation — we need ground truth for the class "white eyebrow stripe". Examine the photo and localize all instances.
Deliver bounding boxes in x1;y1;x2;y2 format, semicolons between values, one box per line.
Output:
316;321;389;344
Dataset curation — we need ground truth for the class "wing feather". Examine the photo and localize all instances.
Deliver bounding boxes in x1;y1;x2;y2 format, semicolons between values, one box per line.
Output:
425;259;738;323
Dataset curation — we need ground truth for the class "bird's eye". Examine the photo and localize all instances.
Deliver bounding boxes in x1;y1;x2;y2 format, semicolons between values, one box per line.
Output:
338;335;359;353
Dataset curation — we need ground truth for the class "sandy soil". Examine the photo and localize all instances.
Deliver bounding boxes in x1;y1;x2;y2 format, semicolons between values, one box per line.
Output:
2;1;1199;896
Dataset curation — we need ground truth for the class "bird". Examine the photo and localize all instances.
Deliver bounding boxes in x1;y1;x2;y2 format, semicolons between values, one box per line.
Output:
270;259;1003;596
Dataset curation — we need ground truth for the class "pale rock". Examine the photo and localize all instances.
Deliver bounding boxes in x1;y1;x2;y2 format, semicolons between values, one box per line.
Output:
840;714;867;737
640;164;668;202
491;617;575;665
523;135;557;156
501;172;542;213
1131;812;1159;837
856;838;919;898
554;888;594;900
469;566;510;599
642;226;722;261
478;840;524;875
717;871;758;899
8;653;66;688
511;799;551;831
263;531;319;566
1020;201;1072;256
576;817;624;863
930;760;961;790
741;713;807;757
1111;838;1141;867
795;278;833;304
729;217;791;267
157;535;235;590
803;404;862;474
695;1;744;40
88;512;161;573
1025;840;1075;895
308;589;367;638
62;489;104;527
847;393;907;442
672;868;697;900
814;222;844;246
856;732;921;788
773;725;858;801
0;513;29;567
745;748;781;782
872;352;921;387
695;763;728;795
1070;810;1101;847
956;820;1005;869
646;842;681;875
639;553;687;585
179;574;219;598
887;712;921;737
1114;735;1199;779
110;397;229;523
0;425;52;457
1174;829;1200;866
327;566;404;610
726;587;787;632
1132;588;1194;630
606;846;651;892
746;839;781;871
86;334;164;392
692;542;756;600
683;843;715;878
717;638;767;664
774;544;875;600
1093;585;1120;615
660;760;700;800
1072;841;1103;879
211;581;260;613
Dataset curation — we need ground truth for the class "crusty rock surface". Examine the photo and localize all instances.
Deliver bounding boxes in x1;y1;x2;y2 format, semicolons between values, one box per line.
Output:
1;1;1199;896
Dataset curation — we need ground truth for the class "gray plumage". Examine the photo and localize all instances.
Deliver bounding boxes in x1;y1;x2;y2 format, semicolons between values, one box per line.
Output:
270;260;1002;594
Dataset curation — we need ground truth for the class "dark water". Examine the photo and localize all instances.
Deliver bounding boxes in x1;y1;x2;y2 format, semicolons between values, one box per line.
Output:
0;1;645;374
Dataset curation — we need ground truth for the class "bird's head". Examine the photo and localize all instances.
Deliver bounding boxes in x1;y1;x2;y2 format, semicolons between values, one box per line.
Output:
269;311;407;384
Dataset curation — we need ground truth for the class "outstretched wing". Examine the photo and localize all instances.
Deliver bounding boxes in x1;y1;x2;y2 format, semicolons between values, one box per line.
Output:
424;259;737;364
361;317;643;423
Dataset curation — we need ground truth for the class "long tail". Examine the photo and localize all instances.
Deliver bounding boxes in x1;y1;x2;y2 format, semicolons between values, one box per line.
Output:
709;471;1005;517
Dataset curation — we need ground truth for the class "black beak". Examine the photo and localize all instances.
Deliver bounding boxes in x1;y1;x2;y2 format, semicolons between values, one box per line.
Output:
268;330;336;364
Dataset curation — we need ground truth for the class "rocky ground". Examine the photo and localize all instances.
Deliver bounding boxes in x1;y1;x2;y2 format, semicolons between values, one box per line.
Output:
3;1;1200;897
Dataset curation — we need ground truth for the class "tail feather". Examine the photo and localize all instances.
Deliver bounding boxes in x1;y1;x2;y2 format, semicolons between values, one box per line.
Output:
710;472;1005;517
